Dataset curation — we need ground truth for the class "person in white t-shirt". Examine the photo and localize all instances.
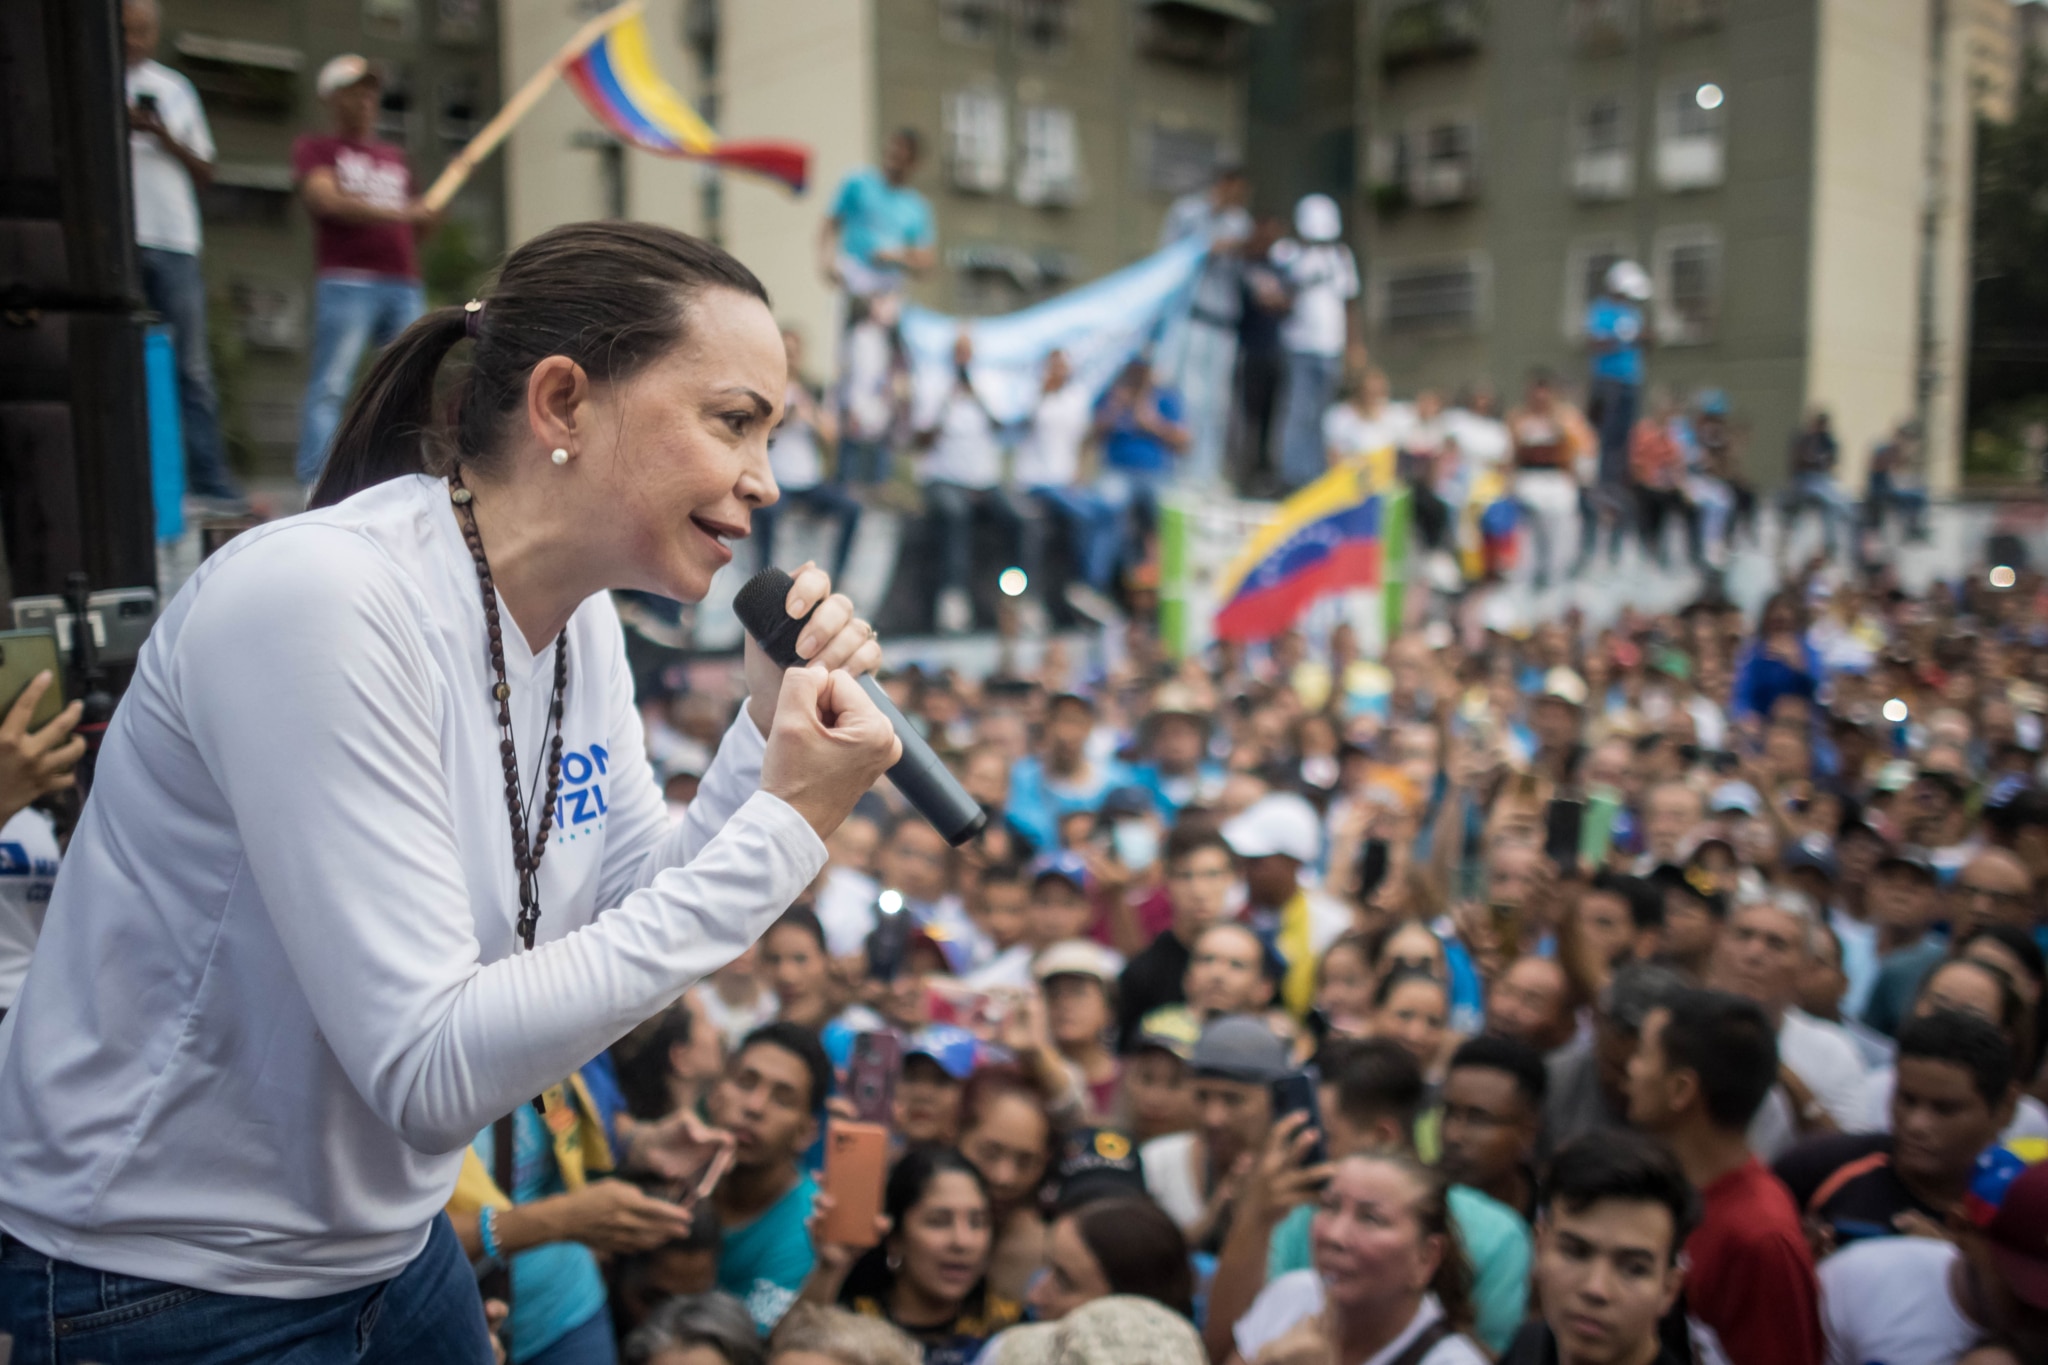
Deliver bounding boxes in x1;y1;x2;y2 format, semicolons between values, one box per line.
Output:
1271;194;1360;492
1322;366;1415;490
0;223;901;1362
758;327;862;581
916;330;1024;635
0;671;84;1022
1819;1236;1995;1365
1014;350;1115;624
122;0;241;503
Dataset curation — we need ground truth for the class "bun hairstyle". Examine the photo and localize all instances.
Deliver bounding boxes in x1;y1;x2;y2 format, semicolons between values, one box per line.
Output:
310;221;768;509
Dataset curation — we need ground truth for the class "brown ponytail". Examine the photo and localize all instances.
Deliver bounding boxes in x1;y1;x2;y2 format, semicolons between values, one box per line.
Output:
1337;1152;1477;1336
309;220;769;509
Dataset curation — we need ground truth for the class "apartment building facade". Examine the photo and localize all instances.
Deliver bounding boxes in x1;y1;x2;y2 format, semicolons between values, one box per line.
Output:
149;0;505;476
1349;0;1981;490
505;0;1265;364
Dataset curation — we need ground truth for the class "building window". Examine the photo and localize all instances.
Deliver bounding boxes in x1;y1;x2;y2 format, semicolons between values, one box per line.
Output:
1146;125;1221;195
1562;236;1630;338
375;66;412;148
1137;1;1260;69
941;0;1002;44
1567;0;1632;54
437;78;481;148
1569;96;1633;200
1656;79;1725;190
1380;0;1485;73
1015;0;1072;53
945;88;1008;193
1406;117;1478;206
1016;106;1082;206
435;0;485;45
1378;256;1486;336
1656;0;1725;35
363;0;416;41
1653;226;1720;344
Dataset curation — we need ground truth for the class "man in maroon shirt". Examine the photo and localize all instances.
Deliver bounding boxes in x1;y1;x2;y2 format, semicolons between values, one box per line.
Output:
291;54;438;488
1627;987;1822;1365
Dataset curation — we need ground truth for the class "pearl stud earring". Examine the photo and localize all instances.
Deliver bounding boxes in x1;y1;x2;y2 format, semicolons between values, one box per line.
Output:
551;448;570;466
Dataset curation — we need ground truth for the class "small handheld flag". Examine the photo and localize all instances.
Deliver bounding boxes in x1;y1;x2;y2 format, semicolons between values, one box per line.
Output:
563;12;809;193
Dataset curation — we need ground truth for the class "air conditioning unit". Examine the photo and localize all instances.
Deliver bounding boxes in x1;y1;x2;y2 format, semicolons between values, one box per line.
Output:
1412;159;1475;206
1657;136;1723;191
1571;150;1633;200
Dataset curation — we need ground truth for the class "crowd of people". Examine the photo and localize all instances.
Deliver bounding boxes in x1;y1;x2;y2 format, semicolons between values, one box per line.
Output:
130;544;1999;1365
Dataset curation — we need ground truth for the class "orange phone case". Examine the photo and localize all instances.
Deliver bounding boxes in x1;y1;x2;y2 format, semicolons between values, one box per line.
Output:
822;1120;889;1248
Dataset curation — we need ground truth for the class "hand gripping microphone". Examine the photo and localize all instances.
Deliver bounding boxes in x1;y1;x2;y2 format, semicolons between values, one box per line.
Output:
733;567;988;847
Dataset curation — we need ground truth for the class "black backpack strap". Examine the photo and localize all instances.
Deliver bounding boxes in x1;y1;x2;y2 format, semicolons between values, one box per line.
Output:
1383;1317;1457;1365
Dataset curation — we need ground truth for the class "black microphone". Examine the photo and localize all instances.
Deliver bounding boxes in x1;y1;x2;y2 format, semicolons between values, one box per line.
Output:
733;567;988;847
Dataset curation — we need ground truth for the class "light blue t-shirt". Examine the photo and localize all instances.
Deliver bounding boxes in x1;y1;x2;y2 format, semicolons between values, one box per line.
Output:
831;168;935;268
1586;297;1645;385
719;1171;820;1333
1007;753;1135;851
469;1106;608;1364
1266;1184;1531;1355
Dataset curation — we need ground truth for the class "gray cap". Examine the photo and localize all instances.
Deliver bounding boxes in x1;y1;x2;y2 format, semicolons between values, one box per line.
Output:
1600;963;1690;1035
1190;1014;1291;1084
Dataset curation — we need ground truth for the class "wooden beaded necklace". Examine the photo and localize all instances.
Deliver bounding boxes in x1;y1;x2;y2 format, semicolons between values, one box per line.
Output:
449;466;566;950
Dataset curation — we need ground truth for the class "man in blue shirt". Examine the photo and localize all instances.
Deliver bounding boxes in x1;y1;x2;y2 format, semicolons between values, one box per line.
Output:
1580;260;1650;572
707;1022;830;1332
1092;357;1189;593
818;130;936;298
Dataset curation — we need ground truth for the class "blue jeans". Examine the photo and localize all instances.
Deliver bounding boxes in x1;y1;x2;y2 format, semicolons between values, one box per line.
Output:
0;1213;494;1364
138;247;240;500
1175;320;1238;488
1277;350;1342;492
837;438;892;487
1095;466;1171;587
757;482;863;580
525;1308;617;1365
296;274;427;486
1021;484;1116;592
925;482;1024;599
1780;473;1856;558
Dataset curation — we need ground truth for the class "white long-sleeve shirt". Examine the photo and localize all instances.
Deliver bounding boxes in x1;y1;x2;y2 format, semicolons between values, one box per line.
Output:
0;475;826;1298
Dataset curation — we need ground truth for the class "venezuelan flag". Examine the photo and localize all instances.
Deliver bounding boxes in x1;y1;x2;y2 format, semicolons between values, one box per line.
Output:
563;12;809;192
1214;461;1407;643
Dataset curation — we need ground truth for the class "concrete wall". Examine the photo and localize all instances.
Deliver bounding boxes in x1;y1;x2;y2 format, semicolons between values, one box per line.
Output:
1802;0;1927;489
501;0;708;244
719;0;874;364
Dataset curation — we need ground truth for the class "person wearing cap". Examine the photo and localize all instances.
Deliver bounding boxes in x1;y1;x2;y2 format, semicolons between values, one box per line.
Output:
1269;194;1361;493
1647;856;1729;981
1819;1156;2048;1365
1862;851;1949;1037
1119;1011;1200;1144
1579;260;1651;575
1158;162;1252;488
291;53;439;487
1221;792;1351;1019
1138;1014;1288;1249
1036;940;1124;1124
1531;669;1590;786
1006;693;1130;856
1128;684;1225;819
121;0;242;506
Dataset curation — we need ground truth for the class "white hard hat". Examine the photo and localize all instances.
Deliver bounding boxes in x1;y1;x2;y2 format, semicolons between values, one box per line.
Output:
1605;259;1652;302
1294;193;1343;244
316;54;377;100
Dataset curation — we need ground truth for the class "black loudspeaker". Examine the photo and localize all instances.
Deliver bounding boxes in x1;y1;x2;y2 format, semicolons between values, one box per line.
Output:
0;0;154;599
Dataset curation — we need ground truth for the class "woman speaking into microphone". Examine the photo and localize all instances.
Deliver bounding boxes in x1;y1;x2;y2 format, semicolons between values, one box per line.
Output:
0;222;900;1362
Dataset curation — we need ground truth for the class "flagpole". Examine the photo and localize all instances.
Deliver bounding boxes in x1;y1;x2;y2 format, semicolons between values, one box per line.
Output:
419;0;645;213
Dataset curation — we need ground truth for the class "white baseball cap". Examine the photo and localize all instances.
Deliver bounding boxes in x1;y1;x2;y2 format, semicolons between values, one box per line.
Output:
1221;792;1322;864
316;54;378;100
1294;193;1343;244
1605;259;1653;302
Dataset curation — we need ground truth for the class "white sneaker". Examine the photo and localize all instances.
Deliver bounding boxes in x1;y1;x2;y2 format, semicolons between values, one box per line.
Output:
937;587;974;635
